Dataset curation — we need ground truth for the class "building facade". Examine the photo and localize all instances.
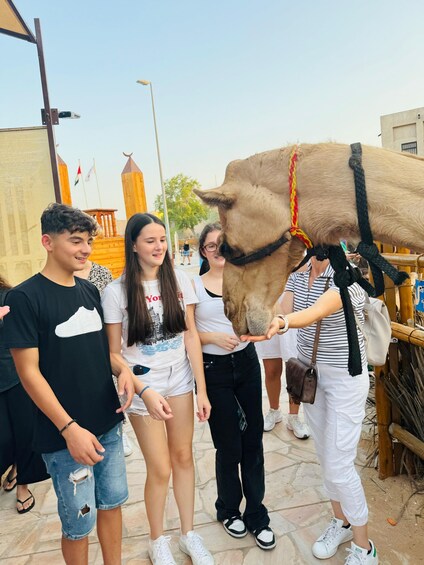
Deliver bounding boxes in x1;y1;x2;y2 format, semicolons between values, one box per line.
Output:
380;107;424;156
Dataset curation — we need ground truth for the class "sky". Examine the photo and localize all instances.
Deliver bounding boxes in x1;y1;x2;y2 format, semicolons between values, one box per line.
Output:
1;0;423;218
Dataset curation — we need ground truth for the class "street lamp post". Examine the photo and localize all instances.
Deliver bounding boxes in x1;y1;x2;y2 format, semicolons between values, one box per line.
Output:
136;80;172;255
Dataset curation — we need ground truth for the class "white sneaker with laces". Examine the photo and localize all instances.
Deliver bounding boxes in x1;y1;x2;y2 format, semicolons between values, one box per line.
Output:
263;409;282;432
312;517;353;559
345;540;378;564
179;530;214;565
148;535;176;565
286;414;311;439
222;516;247;538
122;431;133;457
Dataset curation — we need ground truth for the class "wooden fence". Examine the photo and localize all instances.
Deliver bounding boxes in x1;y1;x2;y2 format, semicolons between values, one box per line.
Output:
375;247;424;478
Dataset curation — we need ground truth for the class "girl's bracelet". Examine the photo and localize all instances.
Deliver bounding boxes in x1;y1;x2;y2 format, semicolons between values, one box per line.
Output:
276;315;290;335
138;385;150;398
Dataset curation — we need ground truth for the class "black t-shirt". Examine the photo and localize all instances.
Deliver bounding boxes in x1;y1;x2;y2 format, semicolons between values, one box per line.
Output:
3;274;123;453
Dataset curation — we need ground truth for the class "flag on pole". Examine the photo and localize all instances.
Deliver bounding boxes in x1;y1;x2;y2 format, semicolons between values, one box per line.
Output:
74;165;82;186
85;163;96;182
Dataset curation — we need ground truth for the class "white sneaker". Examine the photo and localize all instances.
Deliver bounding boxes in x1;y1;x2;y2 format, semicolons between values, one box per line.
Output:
345;540;378;564
148;535;176;565
179;531;214;565
263;409;282;432
253;526;276;550
312;517;353;559
286;414;311;439
222;516;247;538
122;431;133;457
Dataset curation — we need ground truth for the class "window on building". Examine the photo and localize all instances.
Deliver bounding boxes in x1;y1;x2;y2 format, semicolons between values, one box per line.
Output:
401;141;417;154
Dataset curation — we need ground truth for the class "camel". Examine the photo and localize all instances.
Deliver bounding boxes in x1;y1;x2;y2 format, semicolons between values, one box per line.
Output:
194;143;424;336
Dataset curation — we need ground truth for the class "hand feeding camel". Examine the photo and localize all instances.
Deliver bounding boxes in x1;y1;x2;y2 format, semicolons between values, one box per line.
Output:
195;143;424;337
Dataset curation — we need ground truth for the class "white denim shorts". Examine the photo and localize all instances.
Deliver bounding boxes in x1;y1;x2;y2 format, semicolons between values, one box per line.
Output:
127;356;194;416
255;328;298;362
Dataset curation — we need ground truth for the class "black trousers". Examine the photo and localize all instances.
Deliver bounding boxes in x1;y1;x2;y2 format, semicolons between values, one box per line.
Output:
0;382;49;485
203;343;269;532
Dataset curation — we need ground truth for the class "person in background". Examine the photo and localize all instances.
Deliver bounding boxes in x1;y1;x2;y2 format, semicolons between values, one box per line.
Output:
75;259;133;457
255;327;311;439
192;223;276;551
181;240;191;266
4;203;133;565
1;274;49;514
102;213;213;565
242;256;378;565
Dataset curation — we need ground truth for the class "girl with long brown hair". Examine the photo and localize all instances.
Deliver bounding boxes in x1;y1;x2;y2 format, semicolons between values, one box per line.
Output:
102;213;213;565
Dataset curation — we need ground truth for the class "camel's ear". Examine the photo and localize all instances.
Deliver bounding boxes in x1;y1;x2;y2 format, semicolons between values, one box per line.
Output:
193;188;235;210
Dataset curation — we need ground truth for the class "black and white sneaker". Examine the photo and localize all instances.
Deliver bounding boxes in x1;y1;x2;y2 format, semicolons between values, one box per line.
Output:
222;516;247;538
254;526;276;550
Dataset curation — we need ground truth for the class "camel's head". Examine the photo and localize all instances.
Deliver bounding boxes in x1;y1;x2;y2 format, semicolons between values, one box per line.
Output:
195;152;305;335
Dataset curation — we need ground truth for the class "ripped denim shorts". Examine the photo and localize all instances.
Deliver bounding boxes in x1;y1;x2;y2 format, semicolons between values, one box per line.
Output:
42;423;128;540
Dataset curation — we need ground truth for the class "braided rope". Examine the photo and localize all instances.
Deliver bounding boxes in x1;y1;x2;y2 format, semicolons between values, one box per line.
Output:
288;146;313;249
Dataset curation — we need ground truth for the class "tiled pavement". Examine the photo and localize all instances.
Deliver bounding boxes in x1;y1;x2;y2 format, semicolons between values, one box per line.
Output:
0;263;422;563
1;389;422;564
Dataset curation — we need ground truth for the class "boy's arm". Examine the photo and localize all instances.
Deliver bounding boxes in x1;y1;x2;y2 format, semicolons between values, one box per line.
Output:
11;347;105;465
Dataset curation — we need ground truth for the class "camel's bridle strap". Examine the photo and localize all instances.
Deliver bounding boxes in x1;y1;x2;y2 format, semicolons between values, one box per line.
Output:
222;232;290;266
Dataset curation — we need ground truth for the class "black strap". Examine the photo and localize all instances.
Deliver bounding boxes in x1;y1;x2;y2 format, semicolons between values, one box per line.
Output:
311;278;331;366
225;232;290;266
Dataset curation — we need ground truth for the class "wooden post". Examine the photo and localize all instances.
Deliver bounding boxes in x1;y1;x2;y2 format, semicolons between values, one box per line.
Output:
374;244;395;478
397;247;413;325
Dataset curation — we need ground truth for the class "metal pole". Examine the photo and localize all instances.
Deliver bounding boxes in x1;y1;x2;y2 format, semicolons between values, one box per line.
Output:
148;83;172;254
34;18;61;203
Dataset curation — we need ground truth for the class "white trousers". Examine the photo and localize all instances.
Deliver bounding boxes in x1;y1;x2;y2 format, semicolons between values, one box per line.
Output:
303;359;370;526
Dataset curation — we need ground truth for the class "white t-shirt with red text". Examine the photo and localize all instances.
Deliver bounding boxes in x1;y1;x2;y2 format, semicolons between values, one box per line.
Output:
101;269;198;371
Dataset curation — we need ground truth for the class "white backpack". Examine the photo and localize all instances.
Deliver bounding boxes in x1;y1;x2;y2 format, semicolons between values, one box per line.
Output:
355;296;392;367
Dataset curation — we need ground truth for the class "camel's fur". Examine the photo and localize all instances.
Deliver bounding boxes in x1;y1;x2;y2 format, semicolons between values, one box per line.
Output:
195;143;424;336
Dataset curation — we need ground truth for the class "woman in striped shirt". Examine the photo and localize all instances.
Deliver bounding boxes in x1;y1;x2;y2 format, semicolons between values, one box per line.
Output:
242;257;378;565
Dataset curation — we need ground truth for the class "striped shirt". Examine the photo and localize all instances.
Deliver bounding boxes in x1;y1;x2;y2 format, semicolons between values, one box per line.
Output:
284;263;367;368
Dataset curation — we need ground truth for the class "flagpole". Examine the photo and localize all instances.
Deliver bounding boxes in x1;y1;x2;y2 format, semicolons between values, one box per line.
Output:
80;159;88;208
93;158;103;208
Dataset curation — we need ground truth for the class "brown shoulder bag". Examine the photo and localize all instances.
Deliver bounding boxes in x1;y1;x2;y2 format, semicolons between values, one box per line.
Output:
285;278;330;405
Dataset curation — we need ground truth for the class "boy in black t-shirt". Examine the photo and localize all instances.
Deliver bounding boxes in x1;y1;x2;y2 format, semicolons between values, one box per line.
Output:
4;203;134;565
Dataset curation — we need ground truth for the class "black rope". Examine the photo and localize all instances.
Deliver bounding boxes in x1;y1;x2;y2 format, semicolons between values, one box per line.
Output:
349;143;409;296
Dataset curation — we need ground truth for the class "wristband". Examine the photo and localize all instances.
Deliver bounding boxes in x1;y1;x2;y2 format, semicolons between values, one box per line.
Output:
138;385;150;398
59;419;76;435
276;315;290;335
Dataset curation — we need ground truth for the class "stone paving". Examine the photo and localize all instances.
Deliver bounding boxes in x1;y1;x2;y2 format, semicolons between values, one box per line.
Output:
1;389;422;564
0;263;422;563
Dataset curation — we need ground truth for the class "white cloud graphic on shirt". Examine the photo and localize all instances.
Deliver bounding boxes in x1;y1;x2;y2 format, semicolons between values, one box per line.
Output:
55;307;102;338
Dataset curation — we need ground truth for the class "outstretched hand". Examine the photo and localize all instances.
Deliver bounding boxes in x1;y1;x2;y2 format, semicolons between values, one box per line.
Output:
240;317;280;342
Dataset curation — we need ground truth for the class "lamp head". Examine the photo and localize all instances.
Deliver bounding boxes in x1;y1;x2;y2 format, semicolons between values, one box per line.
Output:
137;80;150;86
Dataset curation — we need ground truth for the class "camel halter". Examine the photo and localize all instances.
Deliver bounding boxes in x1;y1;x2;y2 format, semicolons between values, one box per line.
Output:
222;142;409;377
219;146;313;266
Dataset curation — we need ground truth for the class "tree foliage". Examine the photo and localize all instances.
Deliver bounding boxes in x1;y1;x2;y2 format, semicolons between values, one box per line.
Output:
154;174;209;232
